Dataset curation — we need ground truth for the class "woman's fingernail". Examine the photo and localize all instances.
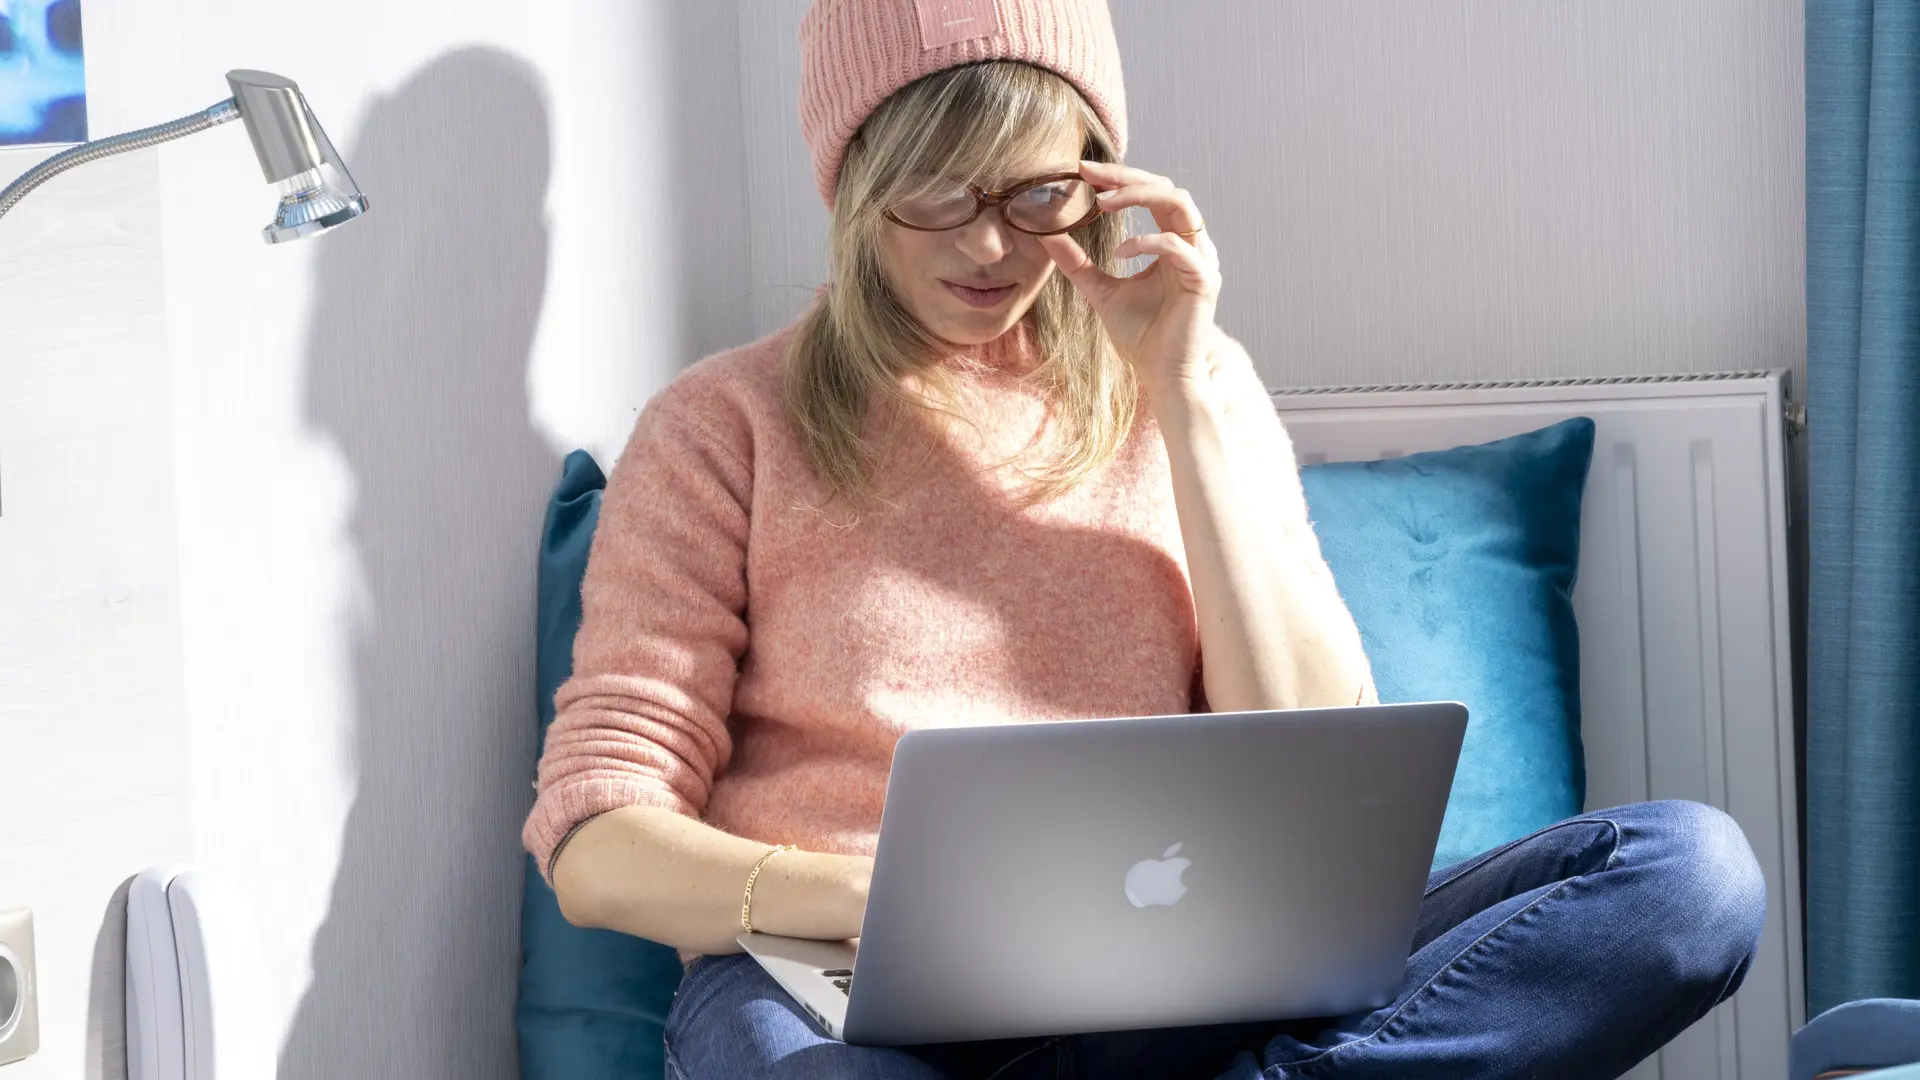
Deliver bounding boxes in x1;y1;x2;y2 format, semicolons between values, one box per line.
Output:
1096;189;1117;200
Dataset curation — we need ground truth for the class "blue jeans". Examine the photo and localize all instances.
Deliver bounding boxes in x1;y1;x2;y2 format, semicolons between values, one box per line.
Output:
662;800;1767;1079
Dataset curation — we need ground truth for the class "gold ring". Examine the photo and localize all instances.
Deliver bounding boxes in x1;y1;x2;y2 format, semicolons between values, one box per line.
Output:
1174;221;1205;240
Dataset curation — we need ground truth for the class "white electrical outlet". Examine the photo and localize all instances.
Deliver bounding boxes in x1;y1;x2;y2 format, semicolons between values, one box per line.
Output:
0;908;38;1065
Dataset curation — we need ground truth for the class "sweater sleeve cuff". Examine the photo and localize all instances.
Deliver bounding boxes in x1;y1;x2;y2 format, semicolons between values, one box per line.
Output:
523;775;698;888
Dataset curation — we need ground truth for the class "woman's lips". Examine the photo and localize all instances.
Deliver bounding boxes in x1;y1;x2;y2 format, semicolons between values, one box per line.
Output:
943;280;1019;309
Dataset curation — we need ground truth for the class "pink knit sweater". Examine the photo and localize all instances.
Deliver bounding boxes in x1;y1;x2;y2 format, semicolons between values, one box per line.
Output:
524;319;1249;883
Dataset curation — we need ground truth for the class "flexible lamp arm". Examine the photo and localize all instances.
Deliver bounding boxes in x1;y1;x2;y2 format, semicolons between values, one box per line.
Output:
0;98;241;221
0;69;368;244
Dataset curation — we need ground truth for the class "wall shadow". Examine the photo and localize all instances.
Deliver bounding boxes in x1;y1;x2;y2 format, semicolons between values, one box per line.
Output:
277;48;558;1080
85;876;130;1080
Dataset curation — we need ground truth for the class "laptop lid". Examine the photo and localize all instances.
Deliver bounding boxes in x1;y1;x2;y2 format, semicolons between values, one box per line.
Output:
842;701;1468;1046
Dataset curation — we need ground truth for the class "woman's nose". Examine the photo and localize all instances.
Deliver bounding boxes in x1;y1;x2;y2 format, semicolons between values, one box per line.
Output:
953;211;1014;264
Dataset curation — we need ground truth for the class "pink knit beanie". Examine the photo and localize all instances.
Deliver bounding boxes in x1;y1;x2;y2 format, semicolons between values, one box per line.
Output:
798;0;1128;207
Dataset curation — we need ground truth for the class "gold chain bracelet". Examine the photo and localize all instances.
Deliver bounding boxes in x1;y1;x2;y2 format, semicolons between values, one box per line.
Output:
741;844;796;934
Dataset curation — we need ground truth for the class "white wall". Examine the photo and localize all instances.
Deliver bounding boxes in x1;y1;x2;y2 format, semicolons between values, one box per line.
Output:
5;2;750;1077
121;4;751;1078
0;147;193;1080
1;2;1804;1078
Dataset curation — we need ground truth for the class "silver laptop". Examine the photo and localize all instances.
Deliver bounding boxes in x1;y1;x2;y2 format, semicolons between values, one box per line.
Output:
739;701;1468;1046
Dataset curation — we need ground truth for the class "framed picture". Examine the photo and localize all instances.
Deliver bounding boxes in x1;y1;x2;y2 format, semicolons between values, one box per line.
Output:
0;0;87;148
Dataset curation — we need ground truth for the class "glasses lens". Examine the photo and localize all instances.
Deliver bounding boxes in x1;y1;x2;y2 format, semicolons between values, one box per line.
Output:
888;182;978;230
1005;177;1096;234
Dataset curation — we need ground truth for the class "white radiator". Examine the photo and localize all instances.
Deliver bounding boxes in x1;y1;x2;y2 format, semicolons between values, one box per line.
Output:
1270;371;1803;1080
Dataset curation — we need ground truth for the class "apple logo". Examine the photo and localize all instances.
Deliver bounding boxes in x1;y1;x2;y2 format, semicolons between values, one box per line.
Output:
1124;843;1192;908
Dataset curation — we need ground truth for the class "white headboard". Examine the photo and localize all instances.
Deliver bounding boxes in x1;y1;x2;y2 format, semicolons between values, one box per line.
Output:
1271;371;1801;1080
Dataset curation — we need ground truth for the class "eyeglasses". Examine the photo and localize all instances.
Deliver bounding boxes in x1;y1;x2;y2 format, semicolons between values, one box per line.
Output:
883;171;1102;236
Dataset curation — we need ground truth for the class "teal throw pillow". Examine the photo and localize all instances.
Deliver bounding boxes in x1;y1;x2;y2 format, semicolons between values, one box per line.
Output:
1299;417;1596;869
518;450;683;1080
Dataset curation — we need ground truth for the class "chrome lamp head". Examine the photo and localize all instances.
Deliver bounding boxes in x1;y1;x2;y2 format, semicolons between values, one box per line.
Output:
226;69;369;244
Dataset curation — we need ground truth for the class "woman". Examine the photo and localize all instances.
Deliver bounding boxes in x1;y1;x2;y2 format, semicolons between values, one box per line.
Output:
525;2;1767;1076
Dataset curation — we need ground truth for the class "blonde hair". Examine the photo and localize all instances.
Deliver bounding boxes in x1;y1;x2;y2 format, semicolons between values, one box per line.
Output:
780;61;1133;518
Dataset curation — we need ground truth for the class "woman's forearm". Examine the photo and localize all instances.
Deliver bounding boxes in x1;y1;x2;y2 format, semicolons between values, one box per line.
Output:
553;805;872;955
1150;339;1377;713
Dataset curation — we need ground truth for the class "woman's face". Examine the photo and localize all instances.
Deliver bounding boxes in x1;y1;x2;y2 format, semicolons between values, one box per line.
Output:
876;123;1086;347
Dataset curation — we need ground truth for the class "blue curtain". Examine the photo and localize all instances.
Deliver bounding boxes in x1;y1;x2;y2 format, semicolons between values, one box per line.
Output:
1806;0;1920;1016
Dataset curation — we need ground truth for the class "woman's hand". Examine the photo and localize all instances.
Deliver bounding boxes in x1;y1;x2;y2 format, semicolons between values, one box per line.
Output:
1039;160;1222;397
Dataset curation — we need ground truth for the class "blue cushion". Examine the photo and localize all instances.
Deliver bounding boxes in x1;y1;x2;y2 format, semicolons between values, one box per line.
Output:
518;450;684;1080
1299;417;1595;869
1792;998;1920;1080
